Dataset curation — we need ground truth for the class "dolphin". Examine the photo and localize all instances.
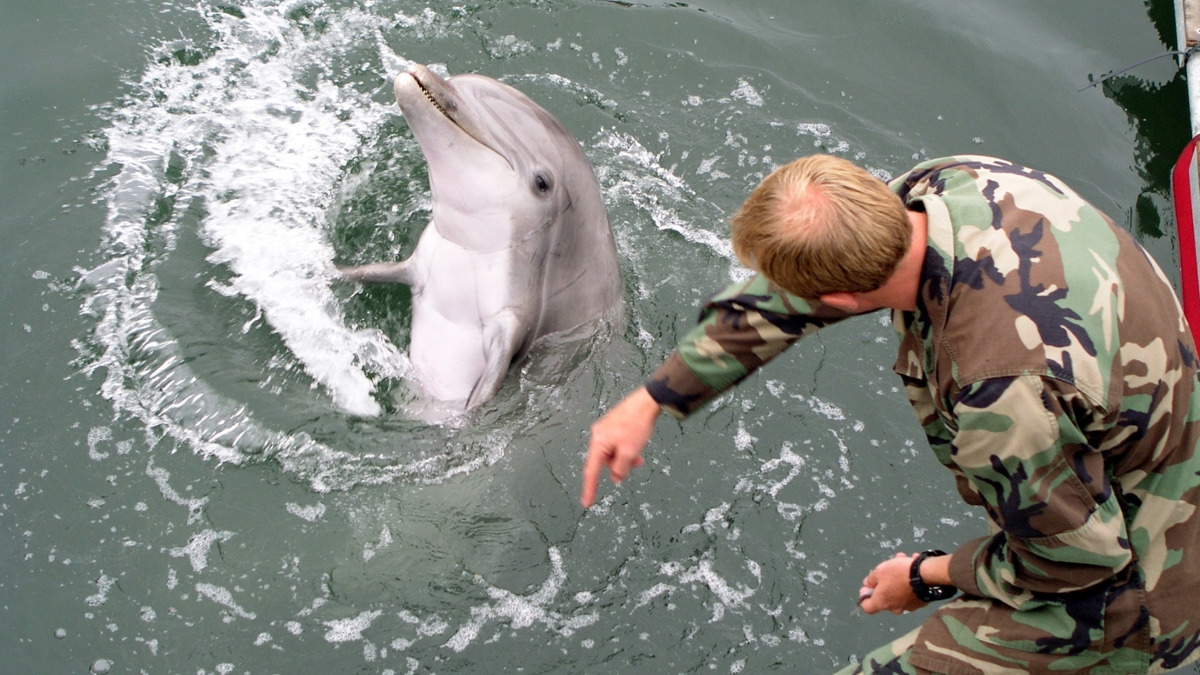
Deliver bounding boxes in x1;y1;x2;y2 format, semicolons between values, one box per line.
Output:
339;64;623;412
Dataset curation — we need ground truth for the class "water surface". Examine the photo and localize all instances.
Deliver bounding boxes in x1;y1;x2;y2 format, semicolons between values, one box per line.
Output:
1;0;1196;672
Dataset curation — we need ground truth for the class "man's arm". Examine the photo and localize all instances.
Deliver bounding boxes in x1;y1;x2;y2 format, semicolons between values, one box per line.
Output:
580;274;853;507
647;274;852;417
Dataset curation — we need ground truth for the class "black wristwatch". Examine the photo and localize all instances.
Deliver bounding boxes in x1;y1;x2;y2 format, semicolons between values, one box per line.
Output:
909;550;957;602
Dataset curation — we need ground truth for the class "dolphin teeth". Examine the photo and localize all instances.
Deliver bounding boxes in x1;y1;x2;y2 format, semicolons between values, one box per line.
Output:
418;83;451;118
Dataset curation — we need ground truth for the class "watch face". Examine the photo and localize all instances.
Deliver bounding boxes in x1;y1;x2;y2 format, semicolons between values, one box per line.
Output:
922;585;956;602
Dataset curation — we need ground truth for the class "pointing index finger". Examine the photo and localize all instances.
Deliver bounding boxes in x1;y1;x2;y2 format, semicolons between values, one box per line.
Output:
580;439;612;508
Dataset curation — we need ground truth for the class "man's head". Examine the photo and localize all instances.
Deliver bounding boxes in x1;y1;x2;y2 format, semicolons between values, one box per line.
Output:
730;154;911;299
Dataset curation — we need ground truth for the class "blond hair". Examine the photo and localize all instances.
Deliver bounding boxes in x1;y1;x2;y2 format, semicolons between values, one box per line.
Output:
730;155;911;298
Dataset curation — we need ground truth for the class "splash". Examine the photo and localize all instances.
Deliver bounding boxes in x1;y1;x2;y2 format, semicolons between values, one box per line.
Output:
85;1;407;415
75;1;468;489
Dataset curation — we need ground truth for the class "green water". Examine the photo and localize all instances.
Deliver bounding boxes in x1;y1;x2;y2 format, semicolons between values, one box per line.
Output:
2;0;1197;672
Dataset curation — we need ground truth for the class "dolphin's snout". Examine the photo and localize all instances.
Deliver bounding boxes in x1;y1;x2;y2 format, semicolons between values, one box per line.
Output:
399;66;454;118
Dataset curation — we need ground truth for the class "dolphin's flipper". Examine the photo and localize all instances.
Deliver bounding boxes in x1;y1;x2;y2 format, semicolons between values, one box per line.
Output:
337;258;417;286
466;310;524;410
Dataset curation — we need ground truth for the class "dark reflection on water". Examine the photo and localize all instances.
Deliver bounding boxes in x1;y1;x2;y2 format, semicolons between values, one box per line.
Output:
1099;0;1191;239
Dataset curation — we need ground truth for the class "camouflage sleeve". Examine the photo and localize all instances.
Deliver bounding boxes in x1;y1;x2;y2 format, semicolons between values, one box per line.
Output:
645;274;853;418
944;375;1132;608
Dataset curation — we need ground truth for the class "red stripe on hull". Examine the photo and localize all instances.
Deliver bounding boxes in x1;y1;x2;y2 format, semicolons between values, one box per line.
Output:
1172;135;1200;338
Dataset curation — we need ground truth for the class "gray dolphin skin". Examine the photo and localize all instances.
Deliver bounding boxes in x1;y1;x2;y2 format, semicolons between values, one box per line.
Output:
339;64;623;413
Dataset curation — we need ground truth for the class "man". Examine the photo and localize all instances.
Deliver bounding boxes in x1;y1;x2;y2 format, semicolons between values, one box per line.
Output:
580;154;1200;674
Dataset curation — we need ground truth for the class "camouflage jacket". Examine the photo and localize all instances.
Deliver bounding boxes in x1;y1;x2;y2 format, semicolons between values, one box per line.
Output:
646;156;1200;673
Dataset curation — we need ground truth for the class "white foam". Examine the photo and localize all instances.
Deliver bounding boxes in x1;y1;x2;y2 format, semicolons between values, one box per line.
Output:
683;502;732;536
323;609;383;643
799;394;846;421
196;583;257;620
442;547;597;653
594;130;735;268
285;502;326;522
391;7;458;42
758;442;805;498
87;426;112;460
733;421;756;452
671;557;754;610
138;637;160;656
362;525;393;562
795;121;850;153
146;461;208;524
634;582;675;609
169;529;235;572
730;79;764;107
85;574;117;607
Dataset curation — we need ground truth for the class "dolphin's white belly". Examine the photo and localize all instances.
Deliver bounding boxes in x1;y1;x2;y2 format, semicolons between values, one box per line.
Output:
407;232;521;402
409;304;489;401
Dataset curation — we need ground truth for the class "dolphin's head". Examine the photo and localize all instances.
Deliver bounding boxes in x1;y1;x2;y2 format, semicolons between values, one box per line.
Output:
393;64;602;253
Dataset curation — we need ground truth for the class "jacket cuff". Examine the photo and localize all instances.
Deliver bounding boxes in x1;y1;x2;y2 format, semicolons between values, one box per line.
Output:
644;351;720;419
948;536;990;598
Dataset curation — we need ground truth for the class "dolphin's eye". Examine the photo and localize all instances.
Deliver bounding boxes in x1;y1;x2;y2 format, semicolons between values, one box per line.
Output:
533;174;553;194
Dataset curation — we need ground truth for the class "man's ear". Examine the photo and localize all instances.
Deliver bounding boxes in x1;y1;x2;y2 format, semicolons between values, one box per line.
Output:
818;291;860;313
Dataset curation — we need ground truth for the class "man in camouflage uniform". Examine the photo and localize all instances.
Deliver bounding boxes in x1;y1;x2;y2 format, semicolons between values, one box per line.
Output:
580;155;1200;674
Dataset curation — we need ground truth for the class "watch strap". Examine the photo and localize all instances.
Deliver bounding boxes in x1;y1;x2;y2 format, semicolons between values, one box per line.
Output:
909;549;957;602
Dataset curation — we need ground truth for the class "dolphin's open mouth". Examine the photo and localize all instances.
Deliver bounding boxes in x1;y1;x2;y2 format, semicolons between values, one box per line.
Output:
409;71;452;120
